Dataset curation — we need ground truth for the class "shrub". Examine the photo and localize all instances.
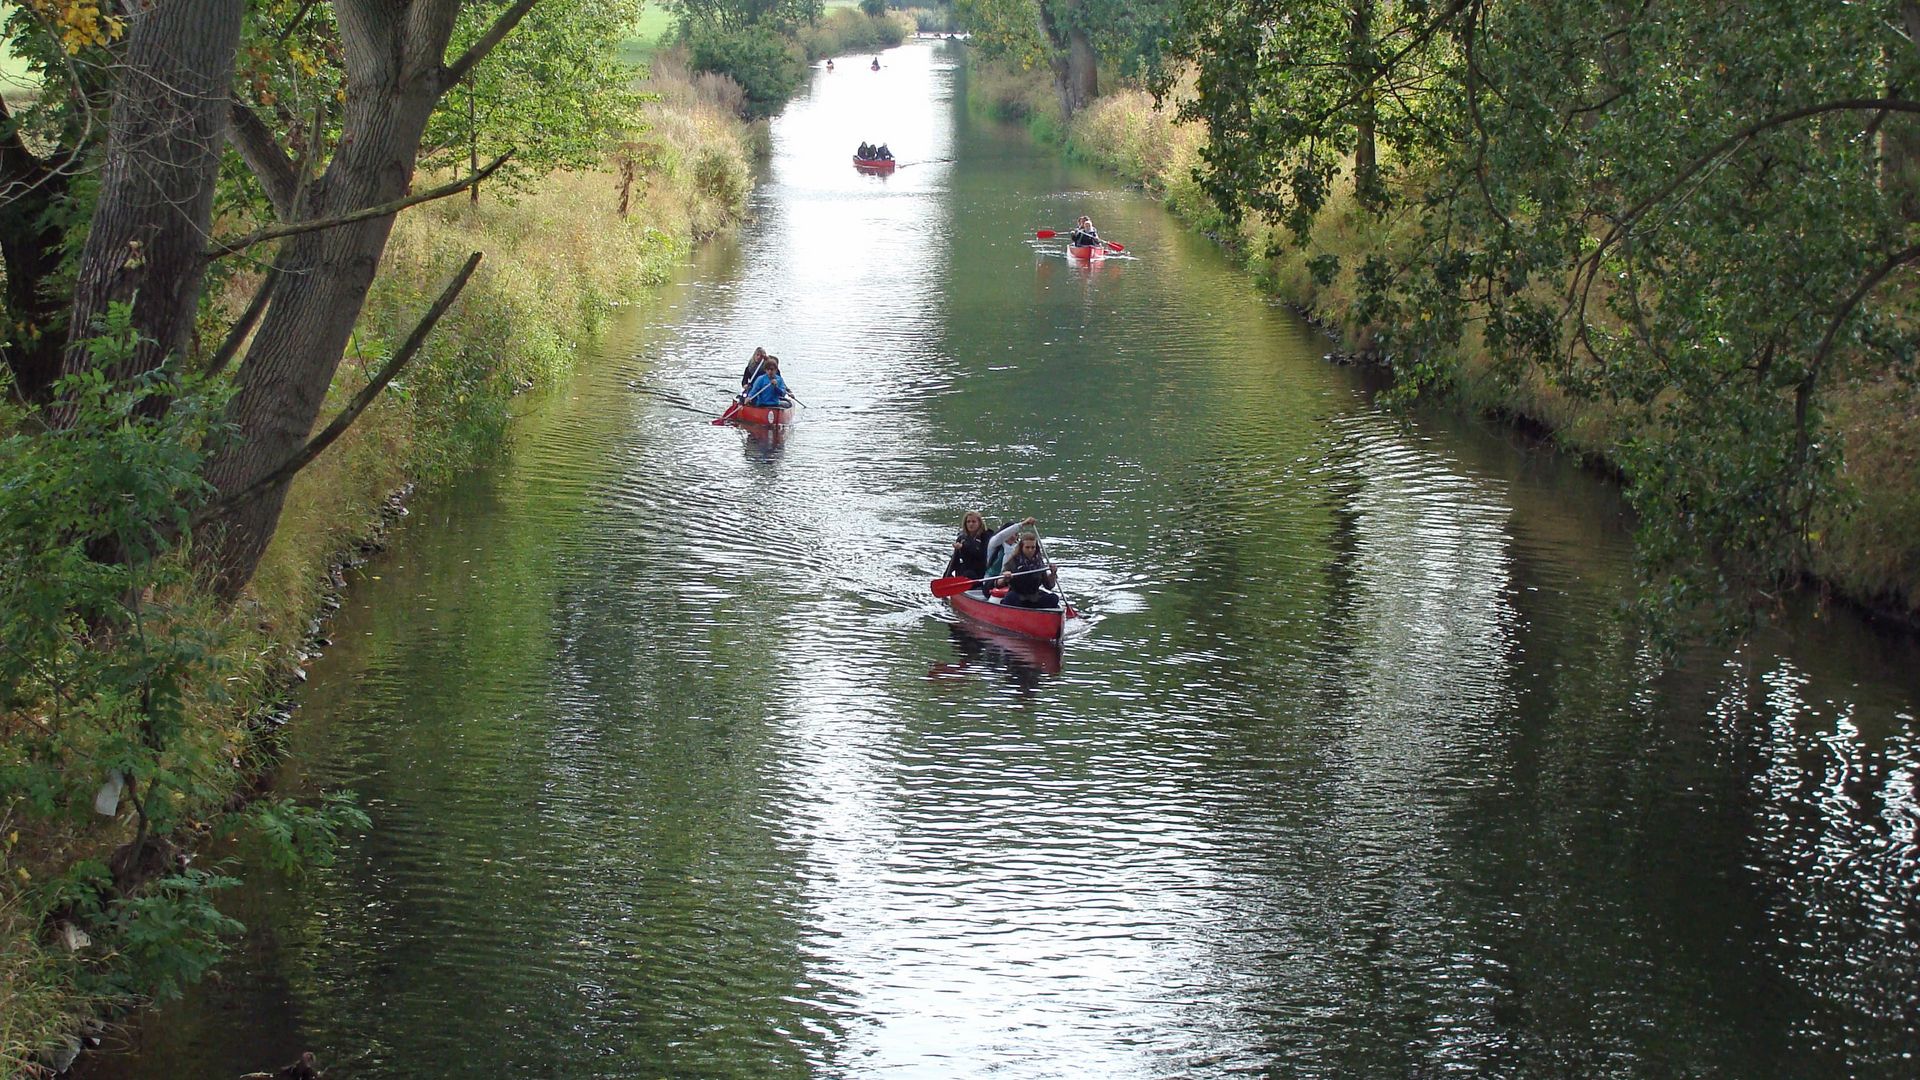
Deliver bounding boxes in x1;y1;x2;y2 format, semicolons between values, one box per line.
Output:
795;9;913;60
686;24;807;118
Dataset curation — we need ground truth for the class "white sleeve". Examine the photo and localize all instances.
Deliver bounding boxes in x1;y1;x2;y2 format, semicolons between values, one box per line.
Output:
986;522;1022;564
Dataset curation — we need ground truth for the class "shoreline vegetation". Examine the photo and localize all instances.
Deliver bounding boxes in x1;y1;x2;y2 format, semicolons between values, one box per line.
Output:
4;0;938;1060
966;55;1920;632
1;30;762;1079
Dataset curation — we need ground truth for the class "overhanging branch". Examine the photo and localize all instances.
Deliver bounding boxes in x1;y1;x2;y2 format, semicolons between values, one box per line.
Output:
1570;98;1920;307
192;252;484;526
442;0;542;89
204;151;513;259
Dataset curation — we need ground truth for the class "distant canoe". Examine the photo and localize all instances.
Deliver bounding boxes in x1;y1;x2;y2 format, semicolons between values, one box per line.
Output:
853;156;896;172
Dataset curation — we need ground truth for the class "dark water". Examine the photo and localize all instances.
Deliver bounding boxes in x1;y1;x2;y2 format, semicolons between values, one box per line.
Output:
87;42;1920;1079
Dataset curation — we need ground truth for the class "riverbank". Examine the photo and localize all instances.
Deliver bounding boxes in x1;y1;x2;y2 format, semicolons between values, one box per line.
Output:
968;57;1920;628
0;59;756;1076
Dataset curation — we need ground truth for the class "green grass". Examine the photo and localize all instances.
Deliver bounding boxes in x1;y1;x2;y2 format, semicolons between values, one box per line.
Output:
616;5;678;67
619;0;873;67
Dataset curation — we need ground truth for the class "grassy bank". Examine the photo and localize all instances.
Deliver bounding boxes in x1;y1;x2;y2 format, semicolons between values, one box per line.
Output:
0;60;756;1076
970;56;1920;623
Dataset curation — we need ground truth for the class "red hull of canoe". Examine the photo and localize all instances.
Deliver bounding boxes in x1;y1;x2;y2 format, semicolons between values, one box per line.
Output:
853;157;896;172
1068;244;1103;260
730;403;794;426
948;589;1067;641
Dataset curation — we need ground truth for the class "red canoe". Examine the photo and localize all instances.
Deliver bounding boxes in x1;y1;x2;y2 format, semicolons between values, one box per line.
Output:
947;587;1069;641
853;156;896;172
728;402;794;426
1068;244;1104;260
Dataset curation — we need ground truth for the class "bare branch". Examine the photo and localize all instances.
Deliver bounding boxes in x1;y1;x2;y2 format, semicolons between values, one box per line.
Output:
204;263;281;378
192;252;484;526
442;0;542;90
205;150;513;259
227;100;300;216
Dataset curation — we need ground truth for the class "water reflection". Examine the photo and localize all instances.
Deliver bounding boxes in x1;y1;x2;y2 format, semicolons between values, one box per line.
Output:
940;618;1062;683
79;37;1920;1080
730;419;790;462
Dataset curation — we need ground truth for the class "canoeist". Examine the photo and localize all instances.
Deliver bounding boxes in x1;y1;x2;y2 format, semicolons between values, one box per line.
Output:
877;143;893;160
945;511;991;580
983;516;1032;582
1069;215;1099;247
826;59;835;71
870;56;881;70
743;355;791;408
740;346;771;389
997;529;1060;609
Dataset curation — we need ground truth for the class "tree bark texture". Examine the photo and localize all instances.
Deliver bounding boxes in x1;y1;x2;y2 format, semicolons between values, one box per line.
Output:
1036;0;1097;119
1349;0;1377;196
58;0;244;407
197;0;480;599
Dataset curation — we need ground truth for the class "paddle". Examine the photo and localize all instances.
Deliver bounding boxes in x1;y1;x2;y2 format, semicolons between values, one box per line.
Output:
931;565;1053;598
711;400;742;425
1034;229;1126;253
1048;561;1081;620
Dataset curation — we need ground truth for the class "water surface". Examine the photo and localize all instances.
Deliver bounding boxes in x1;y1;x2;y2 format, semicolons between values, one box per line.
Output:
86;42;1920;1079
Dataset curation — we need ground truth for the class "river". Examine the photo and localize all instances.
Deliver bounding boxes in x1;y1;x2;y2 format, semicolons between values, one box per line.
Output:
84;40;1920;1079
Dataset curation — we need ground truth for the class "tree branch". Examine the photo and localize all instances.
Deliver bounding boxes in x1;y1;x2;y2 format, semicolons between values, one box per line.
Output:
442;0;543;90
227;100;300;217
1807;242;1920;380
204;263;281;378
192;252;484;526
1571;98;1920;307
205;150;513;259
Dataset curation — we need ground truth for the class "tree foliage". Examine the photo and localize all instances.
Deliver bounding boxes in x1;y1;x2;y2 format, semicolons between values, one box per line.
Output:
1;308;366;1011
687;23;809;117
958;0;1177;116
1164;0;1920;636
669;0;824;34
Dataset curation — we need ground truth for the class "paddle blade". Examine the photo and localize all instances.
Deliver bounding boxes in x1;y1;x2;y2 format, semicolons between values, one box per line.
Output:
712;402;741;425
1035;229;1058;239
931;575;980;598
1103;240;1126;253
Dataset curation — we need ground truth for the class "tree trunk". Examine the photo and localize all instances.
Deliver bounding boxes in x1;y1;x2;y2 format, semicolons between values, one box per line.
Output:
1037;0;1096;120
58;0;243;405
1350;0;1378;199
196;0;485;599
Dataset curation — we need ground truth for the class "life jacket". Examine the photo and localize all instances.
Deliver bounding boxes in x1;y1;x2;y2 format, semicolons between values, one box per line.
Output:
1006;549;1049;595
950;530;989;578
745;372;787;407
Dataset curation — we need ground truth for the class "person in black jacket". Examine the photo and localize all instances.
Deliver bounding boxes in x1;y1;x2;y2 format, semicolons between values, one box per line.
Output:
997;530;1060;609
740;346;771;390
945;511;993;594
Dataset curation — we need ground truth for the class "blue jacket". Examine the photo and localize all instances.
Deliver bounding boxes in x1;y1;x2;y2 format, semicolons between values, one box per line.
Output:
745;372;789;407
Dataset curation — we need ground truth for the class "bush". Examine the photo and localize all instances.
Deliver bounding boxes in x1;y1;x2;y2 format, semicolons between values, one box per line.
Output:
687;24;807;118
905;7;960;33
795;9;913;60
